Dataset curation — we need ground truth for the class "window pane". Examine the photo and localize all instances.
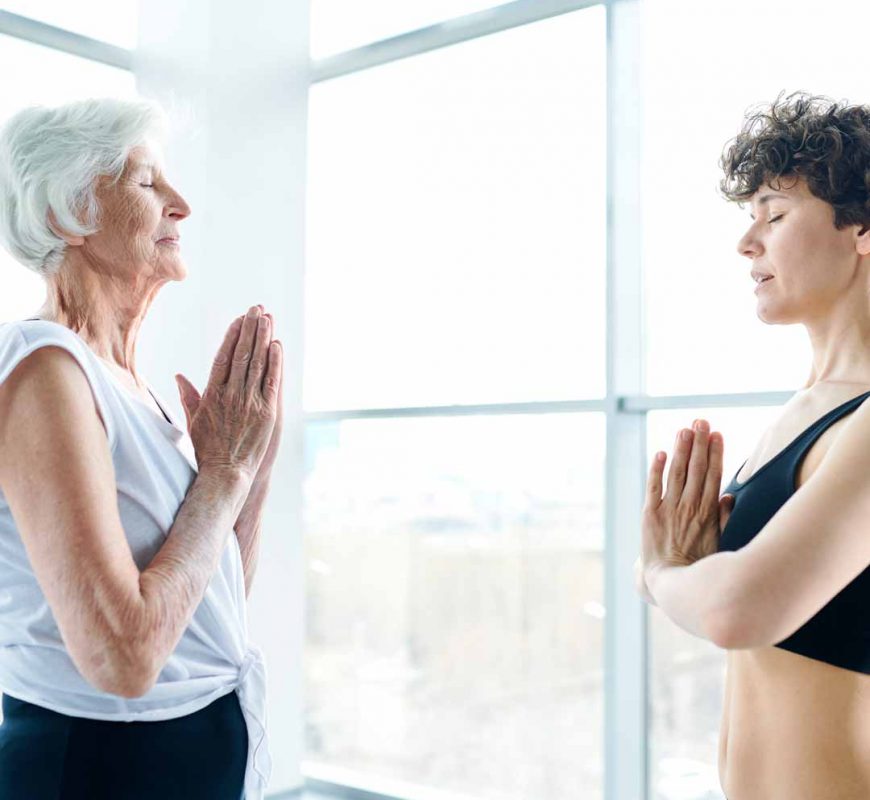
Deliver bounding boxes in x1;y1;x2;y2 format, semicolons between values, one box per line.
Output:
641;0;870;395
646;405;782;800
311;1;512;58
304;413;605;800
0;36;137;323
305;8;606;410
0;1;138;48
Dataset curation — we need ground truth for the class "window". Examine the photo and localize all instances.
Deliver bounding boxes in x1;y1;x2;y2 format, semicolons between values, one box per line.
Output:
305;8;606;411
304;412;605;799
305;8;608;798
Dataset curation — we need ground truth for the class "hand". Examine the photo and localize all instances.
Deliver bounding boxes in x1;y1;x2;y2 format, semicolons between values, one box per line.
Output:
173;305;281;481
639;418;735;587
176;309;284;481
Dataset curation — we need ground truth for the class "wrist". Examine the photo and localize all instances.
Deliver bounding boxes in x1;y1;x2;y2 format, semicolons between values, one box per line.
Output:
644;561;675;597
198;465;253;496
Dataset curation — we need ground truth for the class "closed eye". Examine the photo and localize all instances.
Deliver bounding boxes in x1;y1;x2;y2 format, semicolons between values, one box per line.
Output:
140;183;154;188
769;214;783;224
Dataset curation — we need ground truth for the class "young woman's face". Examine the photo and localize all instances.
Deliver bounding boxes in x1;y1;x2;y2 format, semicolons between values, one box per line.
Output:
736;175;864;323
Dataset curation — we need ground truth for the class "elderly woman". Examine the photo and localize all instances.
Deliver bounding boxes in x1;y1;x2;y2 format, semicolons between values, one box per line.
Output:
638;91;870;799
0;97;282;799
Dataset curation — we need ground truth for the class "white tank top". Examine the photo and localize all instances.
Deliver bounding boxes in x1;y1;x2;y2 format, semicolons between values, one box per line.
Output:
0;319;271;799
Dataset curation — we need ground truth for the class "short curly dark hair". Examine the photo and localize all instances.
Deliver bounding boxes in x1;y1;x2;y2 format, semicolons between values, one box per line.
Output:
718;89;870;233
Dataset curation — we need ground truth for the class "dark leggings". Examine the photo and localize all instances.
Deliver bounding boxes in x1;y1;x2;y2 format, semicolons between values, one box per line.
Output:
0;690;247;799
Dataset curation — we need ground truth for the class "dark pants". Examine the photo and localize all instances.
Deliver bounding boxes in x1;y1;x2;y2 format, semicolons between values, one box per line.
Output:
0;689;247;799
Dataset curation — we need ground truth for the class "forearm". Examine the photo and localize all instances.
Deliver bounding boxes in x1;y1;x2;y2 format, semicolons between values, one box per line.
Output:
117;468;251;695
645;551;739;642
234;473;271;598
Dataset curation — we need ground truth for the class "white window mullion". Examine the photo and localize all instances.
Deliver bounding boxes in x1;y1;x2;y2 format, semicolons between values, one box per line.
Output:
604;1;646;799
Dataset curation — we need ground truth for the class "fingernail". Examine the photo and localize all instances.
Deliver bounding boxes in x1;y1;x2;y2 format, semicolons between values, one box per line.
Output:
681;429;693;441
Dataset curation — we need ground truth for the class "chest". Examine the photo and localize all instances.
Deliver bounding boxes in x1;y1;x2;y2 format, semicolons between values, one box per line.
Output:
103;367;171;423
735;397;861;491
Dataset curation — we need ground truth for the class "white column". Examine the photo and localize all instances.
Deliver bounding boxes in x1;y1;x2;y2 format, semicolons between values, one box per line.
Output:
135;1;310;795
604;1;647;799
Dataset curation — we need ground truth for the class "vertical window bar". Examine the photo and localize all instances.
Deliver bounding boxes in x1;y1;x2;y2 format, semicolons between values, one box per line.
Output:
604;1;646;800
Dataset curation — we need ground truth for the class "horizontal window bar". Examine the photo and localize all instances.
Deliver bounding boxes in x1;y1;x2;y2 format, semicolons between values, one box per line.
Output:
302;390;795;421
0;11;131;70
304;398;605;421
310;0;603;83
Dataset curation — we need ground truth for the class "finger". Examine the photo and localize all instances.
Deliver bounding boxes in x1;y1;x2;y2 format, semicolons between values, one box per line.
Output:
246;313;272;393
275;343;284;410
208;315;244;388
646;448;665;507
174;374;194;431
228;305;262;394
262;339;282;406
701;430;725;509
682;420;710;501
664;427;694;503
174;373;202;418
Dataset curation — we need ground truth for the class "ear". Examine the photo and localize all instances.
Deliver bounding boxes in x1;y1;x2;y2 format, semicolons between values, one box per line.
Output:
46;208;85;247
855;222;870;257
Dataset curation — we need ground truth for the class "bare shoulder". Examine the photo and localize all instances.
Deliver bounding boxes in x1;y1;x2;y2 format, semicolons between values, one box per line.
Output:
0;341;110;443
0;343;117;545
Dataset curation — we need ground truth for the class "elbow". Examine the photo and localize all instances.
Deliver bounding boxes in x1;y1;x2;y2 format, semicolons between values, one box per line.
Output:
100;665;157;699
80;638;159;699
705;603;756;650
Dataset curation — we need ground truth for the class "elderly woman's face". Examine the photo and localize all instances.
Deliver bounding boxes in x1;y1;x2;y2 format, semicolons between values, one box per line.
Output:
84;144;190;280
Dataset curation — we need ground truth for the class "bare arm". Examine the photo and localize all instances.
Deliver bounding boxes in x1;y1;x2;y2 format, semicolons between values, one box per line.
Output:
0;309;279;698
644;551;741;643
233;472;270;598
0;348;250;697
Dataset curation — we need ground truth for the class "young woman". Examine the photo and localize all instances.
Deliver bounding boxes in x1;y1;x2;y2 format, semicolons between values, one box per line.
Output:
639;91;870;799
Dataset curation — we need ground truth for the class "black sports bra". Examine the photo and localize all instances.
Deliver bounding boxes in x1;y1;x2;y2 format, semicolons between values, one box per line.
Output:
718;390;870;674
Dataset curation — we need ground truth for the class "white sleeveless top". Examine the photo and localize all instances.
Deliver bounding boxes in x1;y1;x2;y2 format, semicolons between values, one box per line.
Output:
0;319;271;800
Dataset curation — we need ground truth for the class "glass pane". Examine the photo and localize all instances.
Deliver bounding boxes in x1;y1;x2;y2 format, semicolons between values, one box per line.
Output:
646;405;783;800
304;413;605;800
311;1;512;58
641;0;870;396
0;36;137;323
0;1;138;49
305;8;606;410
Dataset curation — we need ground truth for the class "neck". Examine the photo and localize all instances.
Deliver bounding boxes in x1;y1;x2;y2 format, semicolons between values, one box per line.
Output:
802;325;870;392
34;255;164;385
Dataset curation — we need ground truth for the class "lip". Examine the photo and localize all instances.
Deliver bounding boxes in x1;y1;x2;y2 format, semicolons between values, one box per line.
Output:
156;237;180;246
754;276;773;292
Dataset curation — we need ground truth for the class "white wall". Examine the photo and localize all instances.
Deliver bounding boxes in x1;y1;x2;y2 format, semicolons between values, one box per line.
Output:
136;1;310;794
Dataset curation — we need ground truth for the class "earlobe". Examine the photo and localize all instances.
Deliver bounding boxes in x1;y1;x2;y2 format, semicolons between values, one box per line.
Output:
46;209;85;247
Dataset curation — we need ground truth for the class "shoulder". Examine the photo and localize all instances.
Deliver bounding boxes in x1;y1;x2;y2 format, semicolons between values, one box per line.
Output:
0;320;93;377
0;320;114;448
0;319;87;358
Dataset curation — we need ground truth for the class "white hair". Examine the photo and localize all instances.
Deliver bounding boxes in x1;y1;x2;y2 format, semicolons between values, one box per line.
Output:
0;97;168;277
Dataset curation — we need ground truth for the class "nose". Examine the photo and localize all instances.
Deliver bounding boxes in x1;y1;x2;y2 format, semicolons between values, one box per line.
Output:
165;186;191;221
736;227;761;259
